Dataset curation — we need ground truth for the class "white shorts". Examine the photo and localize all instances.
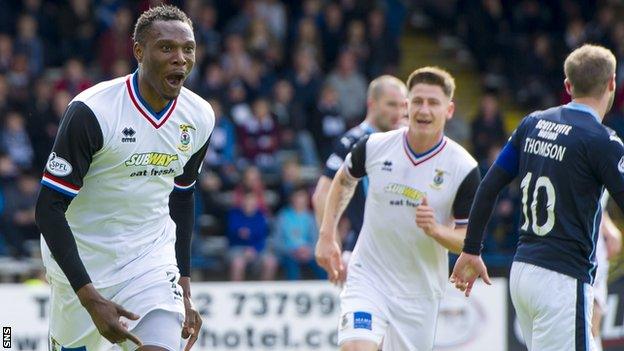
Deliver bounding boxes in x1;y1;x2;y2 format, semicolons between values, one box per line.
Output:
510;261;596;351
48;265;185;351
338;274;440;351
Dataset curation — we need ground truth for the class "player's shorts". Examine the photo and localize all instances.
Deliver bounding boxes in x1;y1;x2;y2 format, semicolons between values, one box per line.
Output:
337;273;441;351
510;261;597;351
48;265;185;351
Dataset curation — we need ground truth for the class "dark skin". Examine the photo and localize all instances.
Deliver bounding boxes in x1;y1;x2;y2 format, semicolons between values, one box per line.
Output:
76;19;202;351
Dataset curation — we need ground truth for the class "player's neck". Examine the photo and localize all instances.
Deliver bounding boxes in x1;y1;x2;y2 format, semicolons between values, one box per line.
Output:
137;71;170;113
406;129;443;154
571;97;606;120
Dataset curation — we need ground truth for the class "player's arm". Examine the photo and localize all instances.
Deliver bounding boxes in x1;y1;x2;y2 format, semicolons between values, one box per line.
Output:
312;136;354;227
170;136;210;349
35;102;142;345
316;136;368;283
593;132;624;258
417;167;481;254
451;138;520;296
312;175;332;227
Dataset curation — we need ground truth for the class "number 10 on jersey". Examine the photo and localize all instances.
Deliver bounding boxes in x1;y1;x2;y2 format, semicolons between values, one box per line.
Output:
520;172;556;236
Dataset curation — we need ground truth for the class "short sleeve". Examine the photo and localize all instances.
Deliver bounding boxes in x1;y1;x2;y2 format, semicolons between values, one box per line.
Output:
452;166;481;225
344;135;368;179
41;101;103;198
592;130;624;195
173;138;211;191
322;134;358;179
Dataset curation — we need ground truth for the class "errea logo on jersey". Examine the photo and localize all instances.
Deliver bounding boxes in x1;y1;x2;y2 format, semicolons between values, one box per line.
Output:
46;152;72;176
125;152;178;167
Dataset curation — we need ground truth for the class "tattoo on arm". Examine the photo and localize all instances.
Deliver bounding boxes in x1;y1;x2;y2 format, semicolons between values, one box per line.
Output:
331;169;358;222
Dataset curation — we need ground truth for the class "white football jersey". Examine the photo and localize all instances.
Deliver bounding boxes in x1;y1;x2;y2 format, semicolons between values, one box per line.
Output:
40;72;214;287
345;128;479;298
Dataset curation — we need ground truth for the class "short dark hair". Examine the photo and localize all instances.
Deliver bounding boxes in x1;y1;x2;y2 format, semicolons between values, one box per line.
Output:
133;5;193;45
406;66;456;99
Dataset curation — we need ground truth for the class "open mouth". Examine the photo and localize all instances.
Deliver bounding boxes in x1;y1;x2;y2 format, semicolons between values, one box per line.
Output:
165;72;185;87
416;119;432;125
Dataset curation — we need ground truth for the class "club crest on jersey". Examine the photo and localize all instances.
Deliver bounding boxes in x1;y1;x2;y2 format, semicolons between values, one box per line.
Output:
430;169;447;189
46;152;72;176
178;124;195;152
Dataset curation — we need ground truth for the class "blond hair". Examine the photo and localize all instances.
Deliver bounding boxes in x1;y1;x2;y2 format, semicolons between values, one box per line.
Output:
406;66;456;99
367;75;407;100
564;44;616;98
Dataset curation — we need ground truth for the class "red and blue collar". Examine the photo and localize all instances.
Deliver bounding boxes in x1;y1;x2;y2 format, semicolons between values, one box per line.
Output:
126;72;177;129
402;132;447;166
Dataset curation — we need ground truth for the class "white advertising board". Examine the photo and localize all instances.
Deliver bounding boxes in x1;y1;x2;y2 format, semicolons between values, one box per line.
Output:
0;279;506;351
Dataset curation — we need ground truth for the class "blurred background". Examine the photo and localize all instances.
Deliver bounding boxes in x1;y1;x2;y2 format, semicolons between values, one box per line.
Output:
0;0;624;350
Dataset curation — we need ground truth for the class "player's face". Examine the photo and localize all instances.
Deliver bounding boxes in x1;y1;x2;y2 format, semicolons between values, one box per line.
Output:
137;20;195;100
407;83;454;139
371;86;407;132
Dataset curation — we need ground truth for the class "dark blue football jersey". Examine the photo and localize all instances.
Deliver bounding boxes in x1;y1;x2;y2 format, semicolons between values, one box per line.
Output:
499;102;624;284
322;122;376;250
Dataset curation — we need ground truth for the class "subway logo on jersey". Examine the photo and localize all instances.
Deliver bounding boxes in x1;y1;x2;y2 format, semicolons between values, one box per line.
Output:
125;152;178;167
384;183;425;202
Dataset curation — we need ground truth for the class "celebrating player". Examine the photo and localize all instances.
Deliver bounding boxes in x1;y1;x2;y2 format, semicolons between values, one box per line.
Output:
452;44;624;351
316;67;480;350
312;75;407;280
35;5;212;351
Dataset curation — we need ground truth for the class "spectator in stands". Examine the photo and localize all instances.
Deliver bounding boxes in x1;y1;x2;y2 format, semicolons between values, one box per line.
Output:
58;0;96;63
367;8;400;78
470;93;507;163
14;14;44;76
227;190;276;281
1;111;34;170
27;78;54;169
0;34;13;74
233;165;270;214
287;46;322;115
97;6;133;78
237;97;279;172
53;58;92;96
2;170;38;258
204;98;238;185
274;186;325;280
311;83;345;159
320;2;344;71
194;3;221;61
325;49;367;123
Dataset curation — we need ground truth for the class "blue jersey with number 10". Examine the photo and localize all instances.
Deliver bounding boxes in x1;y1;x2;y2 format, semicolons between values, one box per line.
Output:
496;102;624;284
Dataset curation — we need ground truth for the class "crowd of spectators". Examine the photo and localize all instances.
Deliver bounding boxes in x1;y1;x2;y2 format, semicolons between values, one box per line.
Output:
2;0;622;281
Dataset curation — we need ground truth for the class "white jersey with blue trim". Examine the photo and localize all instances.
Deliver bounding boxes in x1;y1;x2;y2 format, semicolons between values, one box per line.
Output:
344;128;478;298
40;72;214;287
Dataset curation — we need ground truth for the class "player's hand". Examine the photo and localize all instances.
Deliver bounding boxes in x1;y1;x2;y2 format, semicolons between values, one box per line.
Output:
450;252;492;297
179;277;202;351
315;234;345;285
77;284;142;346
416;197;440;238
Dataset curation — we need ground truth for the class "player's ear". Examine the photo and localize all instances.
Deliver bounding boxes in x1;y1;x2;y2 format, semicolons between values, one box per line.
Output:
133;42;144;63
609;74;616;92
446;100;455;120
564;78;573;97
